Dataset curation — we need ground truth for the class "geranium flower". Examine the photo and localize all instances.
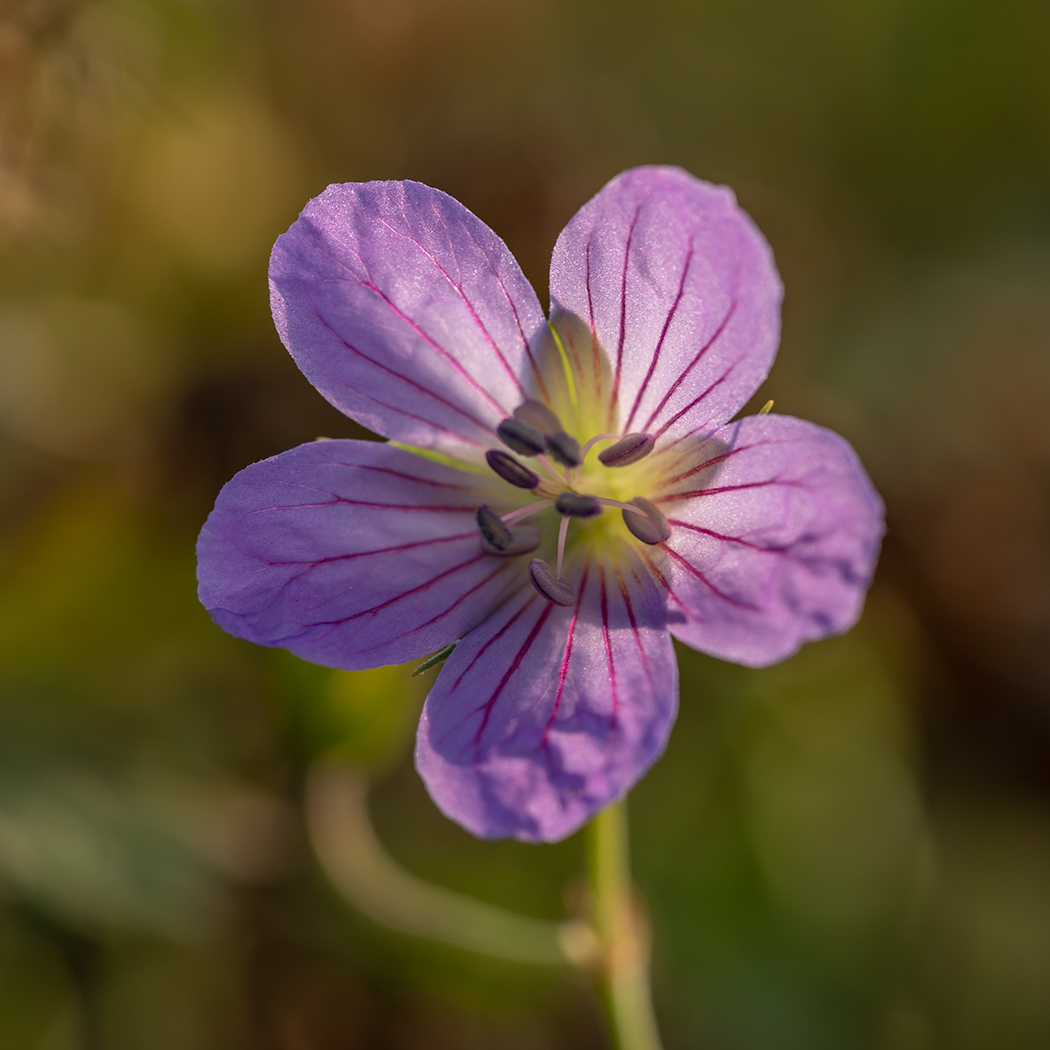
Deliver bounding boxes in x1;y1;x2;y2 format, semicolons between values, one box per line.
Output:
197;167;883;843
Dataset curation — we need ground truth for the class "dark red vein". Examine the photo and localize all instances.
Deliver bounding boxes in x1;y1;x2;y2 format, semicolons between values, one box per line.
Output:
323;375;487;449
581;234;606;418
667;520;784;552
360;278;507;415
599;563;619;732
312;307;492;439
471;601;556;753
447;598;533;695
459;221;550;401
350;463;476;491
541;557;590;748
654;477;806;504
300;551;490;628
622;241;695;432
399;559;515;639
261;532;475;567
564;318;586;390
614;562;653;688
608;204;643;428
652;365;735;440
640;300;737;434
662;546;761;610
387;220;526;398
653;442;759;489
246;498;476;517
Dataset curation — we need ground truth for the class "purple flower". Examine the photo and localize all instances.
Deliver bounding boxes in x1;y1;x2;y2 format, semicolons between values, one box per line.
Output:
197;167;883;843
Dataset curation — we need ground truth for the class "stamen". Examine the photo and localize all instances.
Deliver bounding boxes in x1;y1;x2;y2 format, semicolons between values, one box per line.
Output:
535;453;563;484
759;399;774;415
496;418;546;457
556;515;570;578
528;558;575;606
483;525;542;558
595;496;650;517
513;400;562;434
500;500;554;525
579;433;620;463
545;430;582;468
598;432;655;467
476;505;512;550
621;497;671;545
485;449;539;489
555;492;603;518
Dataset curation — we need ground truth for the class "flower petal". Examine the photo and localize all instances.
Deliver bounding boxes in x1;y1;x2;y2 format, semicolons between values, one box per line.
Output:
415;550;678;842
643;415;884;667
196;440;525;669
269;181;547;457
549;166;781;440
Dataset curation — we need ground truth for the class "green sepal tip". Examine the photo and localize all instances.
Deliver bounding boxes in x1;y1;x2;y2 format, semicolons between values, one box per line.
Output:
411;642;457;677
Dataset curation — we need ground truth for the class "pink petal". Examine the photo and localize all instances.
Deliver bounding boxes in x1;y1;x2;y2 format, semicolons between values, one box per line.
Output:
644;415;884;667
197;440;526;669
549;167;781;440
269;182;547;457
415;550;678;842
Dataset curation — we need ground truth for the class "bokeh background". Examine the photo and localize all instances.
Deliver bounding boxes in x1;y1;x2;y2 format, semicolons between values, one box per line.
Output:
2;0;1049;1046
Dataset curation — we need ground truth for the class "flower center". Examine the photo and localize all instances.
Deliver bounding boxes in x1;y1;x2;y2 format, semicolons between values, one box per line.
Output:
475;401;671;604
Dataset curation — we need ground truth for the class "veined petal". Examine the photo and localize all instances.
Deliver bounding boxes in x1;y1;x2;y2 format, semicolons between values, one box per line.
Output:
643;415;884;668
269;181;547;458
549;167;781;440
415;550;678;843
196;440;525;669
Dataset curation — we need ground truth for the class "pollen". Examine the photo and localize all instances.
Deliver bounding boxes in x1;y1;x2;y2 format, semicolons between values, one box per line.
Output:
528;558;575;606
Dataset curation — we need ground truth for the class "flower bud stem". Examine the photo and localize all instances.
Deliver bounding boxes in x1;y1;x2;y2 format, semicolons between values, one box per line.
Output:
587;801;663;1050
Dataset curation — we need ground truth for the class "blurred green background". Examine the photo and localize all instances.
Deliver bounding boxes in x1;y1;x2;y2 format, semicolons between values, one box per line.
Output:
1;0;1049;1046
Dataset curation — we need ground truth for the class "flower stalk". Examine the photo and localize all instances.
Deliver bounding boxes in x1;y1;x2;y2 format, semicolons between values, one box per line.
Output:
587;801;663;1050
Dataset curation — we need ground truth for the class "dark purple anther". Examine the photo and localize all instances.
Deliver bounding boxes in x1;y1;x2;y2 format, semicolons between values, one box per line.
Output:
496;418;546;457
485;450;540;489
476;505;512;550
513;399;562;434
545;430;581;468
555;492;602;518
482;525;542;558
622;497;671;545
598;433;655;467
528;558;575;606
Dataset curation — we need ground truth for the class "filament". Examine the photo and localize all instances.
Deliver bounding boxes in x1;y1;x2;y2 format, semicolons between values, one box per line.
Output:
535;453;563;484
595;496;650;517
556;515;570;578
500;500;554;525
579;433;619;463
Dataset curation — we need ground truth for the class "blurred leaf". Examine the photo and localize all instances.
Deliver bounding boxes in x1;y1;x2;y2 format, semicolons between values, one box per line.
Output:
742;628;929;950
0;910;76;1050
272;651;423;772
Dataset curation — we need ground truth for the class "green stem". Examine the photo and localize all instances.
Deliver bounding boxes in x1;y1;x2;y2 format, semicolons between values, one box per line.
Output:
586;800;663;1050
